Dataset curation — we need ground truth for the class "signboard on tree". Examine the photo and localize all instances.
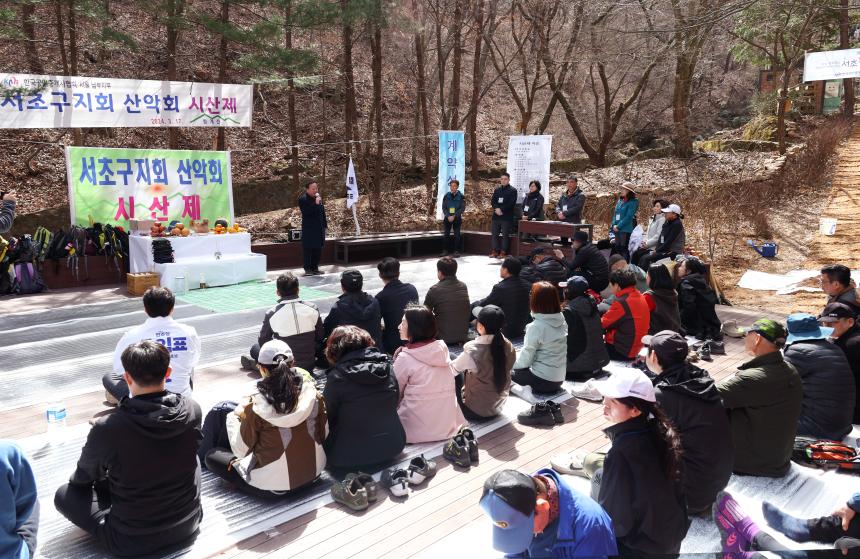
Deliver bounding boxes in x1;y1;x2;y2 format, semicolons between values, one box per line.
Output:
506;135;552;202
0;73;252;128
803;48;860;82
65;146;234;228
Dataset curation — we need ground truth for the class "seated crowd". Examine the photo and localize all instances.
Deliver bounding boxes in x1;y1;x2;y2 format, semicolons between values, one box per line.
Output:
5;218;860;559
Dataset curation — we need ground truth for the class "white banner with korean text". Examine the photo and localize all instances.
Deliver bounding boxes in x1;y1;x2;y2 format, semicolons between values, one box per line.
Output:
0;73;252;128
506;135;552;202
803;49;860;82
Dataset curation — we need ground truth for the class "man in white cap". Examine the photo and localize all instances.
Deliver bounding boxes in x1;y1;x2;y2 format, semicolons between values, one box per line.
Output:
639;203;685;270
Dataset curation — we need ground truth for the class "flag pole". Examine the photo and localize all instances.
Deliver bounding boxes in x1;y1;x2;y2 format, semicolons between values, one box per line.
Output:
352;204;361;235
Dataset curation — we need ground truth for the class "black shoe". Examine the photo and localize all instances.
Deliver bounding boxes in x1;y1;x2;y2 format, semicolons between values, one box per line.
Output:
240;355;257;371
459;428;479;463
312;269;324;276
707;340;726;355
546;400;564;424
442;434;471;468
698;344;712;362
517;402;556;426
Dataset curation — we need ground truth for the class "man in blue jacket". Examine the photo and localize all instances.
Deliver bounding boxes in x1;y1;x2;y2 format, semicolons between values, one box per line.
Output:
480;468;617;558
490;173;518;258
441;179;465;256
0;441;38;559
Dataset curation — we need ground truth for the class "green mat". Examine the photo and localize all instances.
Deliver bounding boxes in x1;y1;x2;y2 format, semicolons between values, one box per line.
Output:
177;281;332;314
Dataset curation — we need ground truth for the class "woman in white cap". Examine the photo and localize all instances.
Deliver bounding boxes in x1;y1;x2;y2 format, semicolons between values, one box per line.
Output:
610;183;639;263
558;368;689;555
202;339;329;497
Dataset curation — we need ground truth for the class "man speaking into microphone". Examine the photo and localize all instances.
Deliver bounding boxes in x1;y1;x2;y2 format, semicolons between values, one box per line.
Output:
299;180;327;276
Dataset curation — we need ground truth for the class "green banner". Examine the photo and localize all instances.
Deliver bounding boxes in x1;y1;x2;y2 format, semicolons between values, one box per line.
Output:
65;146;233;228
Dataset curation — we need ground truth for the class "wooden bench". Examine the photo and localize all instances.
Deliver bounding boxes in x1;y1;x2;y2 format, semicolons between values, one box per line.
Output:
332;231;444;264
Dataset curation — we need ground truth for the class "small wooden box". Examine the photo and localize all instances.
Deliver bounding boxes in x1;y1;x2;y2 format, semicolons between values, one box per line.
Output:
127;272;160;296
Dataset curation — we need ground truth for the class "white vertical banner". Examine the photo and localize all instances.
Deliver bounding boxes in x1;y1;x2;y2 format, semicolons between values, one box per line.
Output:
506;135;552;202
345;157;360;235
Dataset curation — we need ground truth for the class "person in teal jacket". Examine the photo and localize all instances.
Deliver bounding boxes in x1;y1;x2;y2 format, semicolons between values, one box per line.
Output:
610;183;639;263
512;281;568;394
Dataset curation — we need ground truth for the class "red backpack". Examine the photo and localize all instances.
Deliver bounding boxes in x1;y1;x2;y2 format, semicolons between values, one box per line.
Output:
793;437;860;472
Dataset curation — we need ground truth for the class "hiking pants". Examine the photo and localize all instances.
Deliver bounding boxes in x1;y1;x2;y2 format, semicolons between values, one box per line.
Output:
511;368;563;394
491;220;512;253
443;218;462;254
204;449;292;500
198;401;238;466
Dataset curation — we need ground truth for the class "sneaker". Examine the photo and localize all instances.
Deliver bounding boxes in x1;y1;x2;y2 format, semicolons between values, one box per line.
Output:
407;455;437;485
510;383;538;404
381;468;411;497
459;428;479;463
331;477;369;511
571;379;603;402
443;434;472;468
344;472;379;502
708;340;726;355
546;400;564;424
518;402;556;426
240;355;257;371
721;320;745;339
104;389;119;407
550;449;590;475
698;344;712;362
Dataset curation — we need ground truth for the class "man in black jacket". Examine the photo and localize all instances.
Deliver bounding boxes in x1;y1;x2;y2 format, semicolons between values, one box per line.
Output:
520;247;569;286
489;172;518;258
567;231;609;292
471;256;532;339
441;179;465;256
820;302;860;424
241;272;324;372
323;269;383;349
55;341;203;557
555;175;585;245
639;203;685;270
644;330;733;515
298;180;328;276
375;257;419;353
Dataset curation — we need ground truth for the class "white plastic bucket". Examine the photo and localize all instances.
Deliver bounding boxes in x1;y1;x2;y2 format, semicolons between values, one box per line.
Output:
820;217;838;236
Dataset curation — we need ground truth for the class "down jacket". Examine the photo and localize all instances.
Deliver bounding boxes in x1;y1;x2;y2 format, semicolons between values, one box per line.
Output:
226;372;328;492
521;257;569;286
678;273;721;340
783;339;856;441
563;296;610;374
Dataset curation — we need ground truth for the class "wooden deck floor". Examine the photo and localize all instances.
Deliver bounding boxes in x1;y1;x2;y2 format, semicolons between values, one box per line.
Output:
211;305;785;559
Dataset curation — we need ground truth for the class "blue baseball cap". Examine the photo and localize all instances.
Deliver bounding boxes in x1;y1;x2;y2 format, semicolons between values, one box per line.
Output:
786;312;833;343
479;470;536;554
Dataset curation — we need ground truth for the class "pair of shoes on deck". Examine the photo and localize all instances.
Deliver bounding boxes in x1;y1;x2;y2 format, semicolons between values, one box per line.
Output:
518;400;564;426
331;473;376;512
443;428;479;469
380;455;438;498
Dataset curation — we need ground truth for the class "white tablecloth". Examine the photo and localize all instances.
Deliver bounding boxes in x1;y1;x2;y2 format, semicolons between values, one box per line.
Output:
129;233;266;291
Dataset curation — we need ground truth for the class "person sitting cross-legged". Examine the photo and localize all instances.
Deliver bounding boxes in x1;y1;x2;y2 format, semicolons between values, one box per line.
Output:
471;256;533;340
0;440;39;559
479;468;617;559
783;312;855;442
643;263;681;335
104;286;200;404
821;302;860;425
321;326;406;472
204;340;328;498
677;256;722;342
424;256;471;345
567;230;610;293
512;281;568;396
323;269;383;349
393;304;465;443
601;268;650;362
560;276;609;381
716;319;802;478
453;305;516;421
55;341;203;558
643;330;733;516
241;272;323;373
375;257;419;354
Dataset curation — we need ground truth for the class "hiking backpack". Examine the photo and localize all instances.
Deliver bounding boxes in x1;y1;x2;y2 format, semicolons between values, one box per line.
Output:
792;437;860;472
12;261;45;295
33;226;53;266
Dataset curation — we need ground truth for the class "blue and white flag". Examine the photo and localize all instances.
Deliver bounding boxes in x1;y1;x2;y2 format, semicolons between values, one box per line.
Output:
437;130;465;219
346;157;359;209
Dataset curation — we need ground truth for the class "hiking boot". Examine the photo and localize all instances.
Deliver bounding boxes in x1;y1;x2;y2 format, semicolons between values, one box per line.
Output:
406;455;437;485
330;477;369;511
344;472;379;502
518;402;556;426
443;434;472;468
698;344;712;362
381;468;411;497
459;428;479;463
571;379;603;402
546;400;564;424
240;355;257;371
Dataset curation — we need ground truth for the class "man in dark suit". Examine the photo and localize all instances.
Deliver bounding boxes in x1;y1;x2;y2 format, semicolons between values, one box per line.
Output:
298;180;328;276
375;257;419;353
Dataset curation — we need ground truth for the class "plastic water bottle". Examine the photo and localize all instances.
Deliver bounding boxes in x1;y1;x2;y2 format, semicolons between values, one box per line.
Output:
46;403;67;442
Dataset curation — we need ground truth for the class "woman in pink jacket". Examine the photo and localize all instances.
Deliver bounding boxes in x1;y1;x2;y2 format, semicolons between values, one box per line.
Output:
393;304;466;443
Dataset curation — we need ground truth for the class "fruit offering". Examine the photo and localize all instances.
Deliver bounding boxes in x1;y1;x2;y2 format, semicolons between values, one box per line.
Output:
227;223;245;234
169;223;190;237
149;223;167;237
190;219;210;235
213;223;228;235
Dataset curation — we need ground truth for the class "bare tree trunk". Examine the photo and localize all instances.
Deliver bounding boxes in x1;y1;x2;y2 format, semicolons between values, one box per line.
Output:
435;18;447;128
467;0;484;182
215;0;229;151
841;0;855;117
416;32;434;218
166;0;182;149
370;3;384;198
22;3;42;73
55;0;69;75
447;0;462;129
411;83;419;167
99;0;111;64
341;0;357;162
672;53;695;158
67;0;82;146
285;0;300;191
777;69;790;154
